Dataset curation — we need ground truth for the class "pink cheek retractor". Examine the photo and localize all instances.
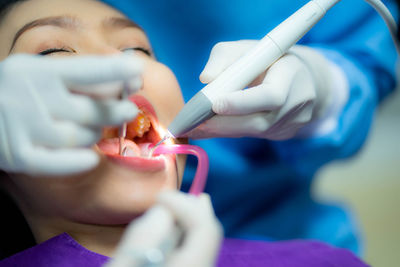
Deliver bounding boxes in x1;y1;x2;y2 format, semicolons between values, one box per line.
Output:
152;144;209;196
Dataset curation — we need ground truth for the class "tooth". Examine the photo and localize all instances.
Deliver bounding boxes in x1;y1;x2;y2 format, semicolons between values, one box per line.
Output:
126;109;153;139
140;143;152;157
122;146;139;157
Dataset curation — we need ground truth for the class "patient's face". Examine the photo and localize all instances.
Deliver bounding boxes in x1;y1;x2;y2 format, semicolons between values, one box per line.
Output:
0;0;186;225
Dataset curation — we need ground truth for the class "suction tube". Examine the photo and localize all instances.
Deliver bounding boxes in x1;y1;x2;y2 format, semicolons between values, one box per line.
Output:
152;144;209;196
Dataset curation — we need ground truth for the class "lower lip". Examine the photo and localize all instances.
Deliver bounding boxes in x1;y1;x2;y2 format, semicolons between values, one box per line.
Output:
97;139;170;172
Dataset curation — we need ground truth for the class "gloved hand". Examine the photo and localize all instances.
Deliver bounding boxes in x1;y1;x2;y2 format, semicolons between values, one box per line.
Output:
105;191;223;267
187;41;340;140
0;54;142;176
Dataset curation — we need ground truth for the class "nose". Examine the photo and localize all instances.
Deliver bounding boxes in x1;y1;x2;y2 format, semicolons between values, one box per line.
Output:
83;41;145;91
91;45;122;55
81;37;124;55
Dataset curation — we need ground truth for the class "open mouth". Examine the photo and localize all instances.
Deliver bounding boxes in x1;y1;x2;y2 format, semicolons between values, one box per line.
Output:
96;95;171;171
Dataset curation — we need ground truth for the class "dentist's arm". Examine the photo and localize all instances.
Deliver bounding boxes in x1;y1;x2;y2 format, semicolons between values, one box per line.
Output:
0;54;142;176
187;41;348;140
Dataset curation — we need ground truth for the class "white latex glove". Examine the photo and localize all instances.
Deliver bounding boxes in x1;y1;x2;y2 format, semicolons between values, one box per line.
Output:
0;54;142;176
105;191;223;267
187;41;337;140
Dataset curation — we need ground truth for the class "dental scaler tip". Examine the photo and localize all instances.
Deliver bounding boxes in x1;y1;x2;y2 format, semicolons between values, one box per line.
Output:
149;133;173;157
155;135;170;148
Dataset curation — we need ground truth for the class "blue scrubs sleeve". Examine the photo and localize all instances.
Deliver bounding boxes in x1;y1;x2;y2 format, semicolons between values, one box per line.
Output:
273;0;398;178
100;0;398;254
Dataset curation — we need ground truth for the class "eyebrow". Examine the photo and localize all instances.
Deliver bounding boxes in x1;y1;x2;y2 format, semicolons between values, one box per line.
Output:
9;16;142;53
102;17;142;31
10;16;79;53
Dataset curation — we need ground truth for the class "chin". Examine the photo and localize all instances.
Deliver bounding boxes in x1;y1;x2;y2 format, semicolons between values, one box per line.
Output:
66;155;179;225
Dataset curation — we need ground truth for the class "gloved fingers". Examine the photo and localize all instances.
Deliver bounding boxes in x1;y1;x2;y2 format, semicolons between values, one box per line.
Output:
2;96;102;152
0;109;33;173
185;112;273;139
0;110;20;171
263;101;314;140
200;40;257;84
166;228;221;267
281;100;314;125
45;54;143;94
123;205;174;248
211;54;302;116
18;147;100;176
261;53;304;87
158;192;222;267
158;192;202;227
2;111;100;175
105;206;174;267
69;78;142;99
50;95;138;127
158;191;219;230
34;121;102;148
212;83;289;116
248;98;311;140
264;123;303;140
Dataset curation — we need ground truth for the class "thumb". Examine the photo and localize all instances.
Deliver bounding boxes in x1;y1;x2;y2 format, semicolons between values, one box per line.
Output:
200;40;257;84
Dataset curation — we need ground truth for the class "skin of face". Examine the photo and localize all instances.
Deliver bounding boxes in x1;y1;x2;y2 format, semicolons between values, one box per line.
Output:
0;0;186;246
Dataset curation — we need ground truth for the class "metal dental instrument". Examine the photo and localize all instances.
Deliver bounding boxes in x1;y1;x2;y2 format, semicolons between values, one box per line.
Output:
153;134;171;150
158;0;398;145
118;123;127;156
119;85;129;156
148;133;171;158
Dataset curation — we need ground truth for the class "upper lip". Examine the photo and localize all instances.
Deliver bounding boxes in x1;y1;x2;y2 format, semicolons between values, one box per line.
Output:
129;95;157;121
95;95;172;172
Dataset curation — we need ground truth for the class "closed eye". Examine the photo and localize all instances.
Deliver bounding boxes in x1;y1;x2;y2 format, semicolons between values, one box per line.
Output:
123;47;152;56
38;47;73;56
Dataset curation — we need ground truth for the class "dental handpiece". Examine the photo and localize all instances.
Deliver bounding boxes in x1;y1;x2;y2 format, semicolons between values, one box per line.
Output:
165;0;340;139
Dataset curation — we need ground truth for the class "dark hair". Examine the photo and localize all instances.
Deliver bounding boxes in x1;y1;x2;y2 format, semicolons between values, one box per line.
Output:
0;1;36;259
0;184;35;259
397;0;400;41
0;0;26;20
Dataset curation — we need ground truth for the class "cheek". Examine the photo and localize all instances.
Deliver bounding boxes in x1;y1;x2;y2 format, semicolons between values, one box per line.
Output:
141;62;184;126
9;175;89;219
10;155;180;226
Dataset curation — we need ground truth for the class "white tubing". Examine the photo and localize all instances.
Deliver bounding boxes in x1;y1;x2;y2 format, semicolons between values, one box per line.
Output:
313;0;341;11
364;0;400;55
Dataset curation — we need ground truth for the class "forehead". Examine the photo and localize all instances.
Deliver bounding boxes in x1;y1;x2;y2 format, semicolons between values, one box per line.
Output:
0;0;127;57
3;0;124;27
